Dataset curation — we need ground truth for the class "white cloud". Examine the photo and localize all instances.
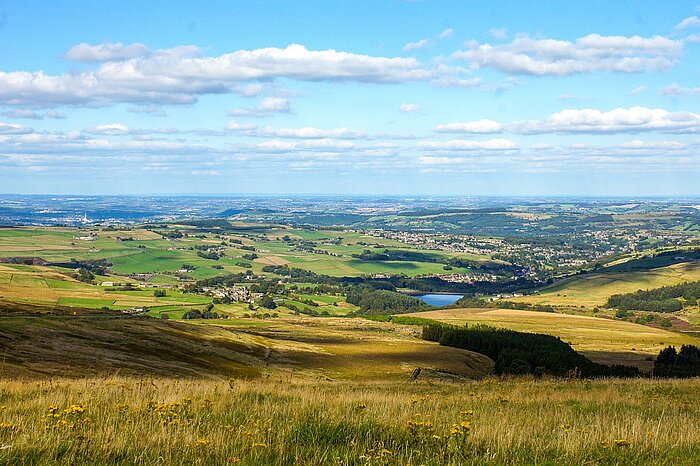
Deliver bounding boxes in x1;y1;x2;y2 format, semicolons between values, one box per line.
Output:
435;119;502;133
228;97;291;117
430;77;482;88
64;42;151;62
438;28;454;39
0;109;65;119
258;97;290;112
660;83;700;95
674;16;700;31
399;103;422;113
190;169;221;176
0;122;33;134
254;139;357;151
513;107;700;134
436;107;700;135
127;105;167;116
618;140;686;150
225;121;258;131
403;29;455;52
85;123;130;135
257;126;365;139
0;44;430;108
452;34;683;76
235;83;267;97
629;85;648;95
403;39;430;51
418;138;517;151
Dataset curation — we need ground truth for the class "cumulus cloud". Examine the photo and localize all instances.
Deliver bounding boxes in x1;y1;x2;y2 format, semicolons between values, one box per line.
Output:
85;123;130;135
512;107;700;134
452;34;683;76
226;121;258;131
674;16;700;31
438;28;454;39
228;97;291;117
0;109;65;119
254;139;357;151
404;29;455;52
437;107;700;135
418;138;517;151
399;103;422;113
617;140;686;150
0;43;430;108
227;123;366;139
235;83;267;97
0;122;33;134
403;39;430;51
64;42;151;62
435;119;502;133
257;127;364;139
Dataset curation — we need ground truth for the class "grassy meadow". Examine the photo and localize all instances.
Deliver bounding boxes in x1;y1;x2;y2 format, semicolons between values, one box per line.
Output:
0;377;697;465
408;308;700;371
513;261;700;308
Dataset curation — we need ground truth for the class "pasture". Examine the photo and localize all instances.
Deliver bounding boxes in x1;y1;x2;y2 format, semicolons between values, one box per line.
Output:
513;261;700;308
407;308;700;371
0;226;488;283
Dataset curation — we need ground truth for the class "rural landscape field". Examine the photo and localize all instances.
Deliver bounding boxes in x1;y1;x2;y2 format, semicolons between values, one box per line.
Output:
3;1;700;464
1;197;700;464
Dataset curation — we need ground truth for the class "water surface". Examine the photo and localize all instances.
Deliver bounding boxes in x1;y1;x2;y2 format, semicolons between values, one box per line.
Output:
415;293;463;307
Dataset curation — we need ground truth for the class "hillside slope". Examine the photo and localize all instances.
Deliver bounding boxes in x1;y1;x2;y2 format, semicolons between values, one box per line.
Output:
0;313;493;381
407;307;700;371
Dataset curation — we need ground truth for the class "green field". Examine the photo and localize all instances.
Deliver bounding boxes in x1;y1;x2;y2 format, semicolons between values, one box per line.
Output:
513;261;700;308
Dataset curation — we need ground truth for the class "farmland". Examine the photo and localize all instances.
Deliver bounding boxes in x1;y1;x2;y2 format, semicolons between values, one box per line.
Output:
1;212;700;464
407;308;700;371
513;260;700;308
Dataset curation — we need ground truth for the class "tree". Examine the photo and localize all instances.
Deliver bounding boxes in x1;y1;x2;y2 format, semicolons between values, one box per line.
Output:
260;295;277;309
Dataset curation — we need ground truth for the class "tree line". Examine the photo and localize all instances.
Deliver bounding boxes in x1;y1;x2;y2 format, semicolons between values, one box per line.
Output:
422;323;640;378
653;345;700;378
606;280;700;312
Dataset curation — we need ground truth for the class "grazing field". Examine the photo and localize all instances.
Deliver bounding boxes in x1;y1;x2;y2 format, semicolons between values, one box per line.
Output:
0;376;697;465
0;264;210;310
407;308;700;371
513;261;700;308
0;226;488;283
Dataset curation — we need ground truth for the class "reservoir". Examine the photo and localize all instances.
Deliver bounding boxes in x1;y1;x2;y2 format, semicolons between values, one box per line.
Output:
415;293;463;307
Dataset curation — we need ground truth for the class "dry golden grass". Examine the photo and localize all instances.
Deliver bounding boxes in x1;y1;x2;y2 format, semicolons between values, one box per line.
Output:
0;376;697;464
0;316;492;381
408;308;700;371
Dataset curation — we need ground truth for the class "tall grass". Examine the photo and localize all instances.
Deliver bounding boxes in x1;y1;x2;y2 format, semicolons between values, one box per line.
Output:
0;376;698;464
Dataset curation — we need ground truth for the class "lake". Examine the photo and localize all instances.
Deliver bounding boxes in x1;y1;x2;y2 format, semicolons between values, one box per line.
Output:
415;293;464;307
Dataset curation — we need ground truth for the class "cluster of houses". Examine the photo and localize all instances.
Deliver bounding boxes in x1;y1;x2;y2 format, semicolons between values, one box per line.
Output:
202;285;252;302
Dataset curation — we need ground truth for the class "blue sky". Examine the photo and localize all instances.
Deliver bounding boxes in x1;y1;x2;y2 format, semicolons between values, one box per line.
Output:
1;0;700;195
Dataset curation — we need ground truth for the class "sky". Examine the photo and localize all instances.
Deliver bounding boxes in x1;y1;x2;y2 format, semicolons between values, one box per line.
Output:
1;0;700;196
